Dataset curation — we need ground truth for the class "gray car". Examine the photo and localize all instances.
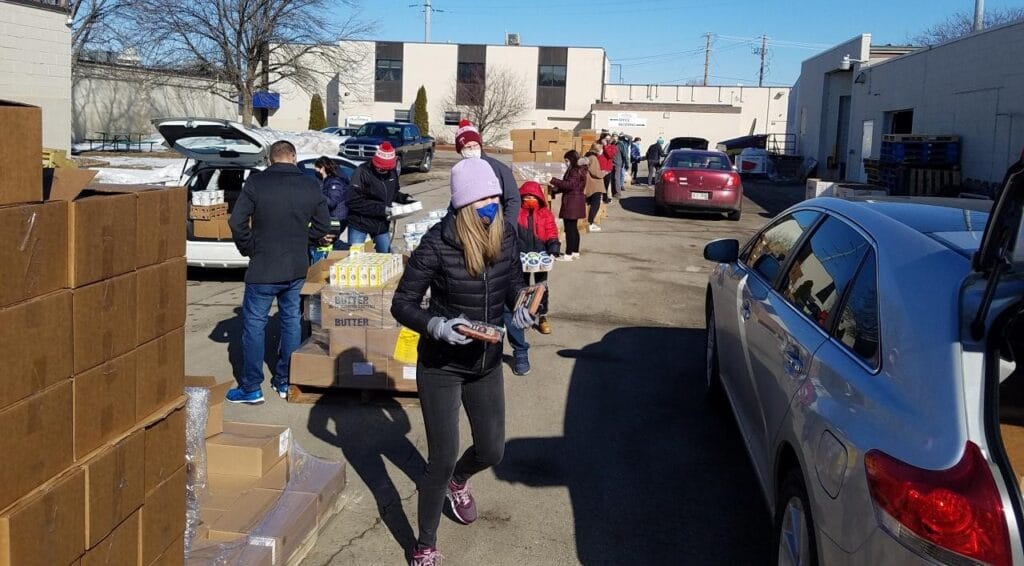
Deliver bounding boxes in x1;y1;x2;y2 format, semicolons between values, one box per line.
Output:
704;186;1024;564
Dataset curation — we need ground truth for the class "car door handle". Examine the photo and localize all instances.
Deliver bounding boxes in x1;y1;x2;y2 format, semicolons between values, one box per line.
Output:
741;300;752;321
784;348;805;377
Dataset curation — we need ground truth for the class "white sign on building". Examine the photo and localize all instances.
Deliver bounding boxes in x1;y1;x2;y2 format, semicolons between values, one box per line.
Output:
607;113;647;129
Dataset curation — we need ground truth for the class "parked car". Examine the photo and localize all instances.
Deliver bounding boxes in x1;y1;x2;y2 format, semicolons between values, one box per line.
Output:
654;149;742;220
321;126;359;144
667;136;710;152
716;134;769;163
703;181;1024;564
341;121;435;175
153;118;357;268
735;147;771;177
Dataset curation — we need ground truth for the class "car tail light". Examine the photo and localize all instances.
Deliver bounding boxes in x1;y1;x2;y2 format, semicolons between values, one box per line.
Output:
864;442;1011;566
724;173;739;189
661;170;677;184
741;160;758;171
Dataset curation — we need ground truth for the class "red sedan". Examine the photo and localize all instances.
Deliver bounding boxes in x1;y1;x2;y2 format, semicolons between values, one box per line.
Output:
654;149;743;221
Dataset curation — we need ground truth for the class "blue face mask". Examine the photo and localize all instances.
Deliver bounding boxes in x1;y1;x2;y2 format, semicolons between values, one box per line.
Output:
476;203;500;222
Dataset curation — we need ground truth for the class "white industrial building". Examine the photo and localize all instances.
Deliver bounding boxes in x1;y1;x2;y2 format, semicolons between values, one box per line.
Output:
1;0;72;150
790;22;1024;185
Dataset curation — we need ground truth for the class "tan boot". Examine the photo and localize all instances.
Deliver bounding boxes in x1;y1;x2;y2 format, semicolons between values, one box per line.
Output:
537;316;552;335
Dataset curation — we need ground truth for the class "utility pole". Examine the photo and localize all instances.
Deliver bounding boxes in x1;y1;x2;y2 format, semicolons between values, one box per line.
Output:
425;0;432;42
703;32;711;86
974;0;985;31
758;35;768;87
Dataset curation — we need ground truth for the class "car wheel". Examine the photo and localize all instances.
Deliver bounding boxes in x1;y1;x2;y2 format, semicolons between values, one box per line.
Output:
727;209;742;221
775;468;819;566
419;151;432;173
705;298;723;401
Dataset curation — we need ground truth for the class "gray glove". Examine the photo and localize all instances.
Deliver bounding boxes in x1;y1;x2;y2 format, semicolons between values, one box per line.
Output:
511;307;536;330
427;316;473;346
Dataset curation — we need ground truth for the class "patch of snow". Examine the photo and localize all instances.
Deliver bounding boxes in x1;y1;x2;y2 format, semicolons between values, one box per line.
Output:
92;163;185;185
100;156;187;169
252;127;343;157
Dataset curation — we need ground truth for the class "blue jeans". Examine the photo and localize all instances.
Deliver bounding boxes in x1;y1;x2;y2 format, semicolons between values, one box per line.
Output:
240;279;304;392
348;227;391;253
504;309;528;353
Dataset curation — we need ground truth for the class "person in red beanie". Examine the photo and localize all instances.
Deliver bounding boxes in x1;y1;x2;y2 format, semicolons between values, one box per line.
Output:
454;119;520;223
346;141;411;252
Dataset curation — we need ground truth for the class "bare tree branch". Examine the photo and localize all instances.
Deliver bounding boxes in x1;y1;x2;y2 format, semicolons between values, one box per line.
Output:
910;7;1024;45
443;66;532;145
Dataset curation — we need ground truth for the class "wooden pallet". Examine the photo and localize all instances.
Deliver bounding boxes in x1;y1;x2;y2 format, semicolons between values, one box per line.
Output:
42;148;76;168
882;134;960;143
286;383;420;407
904;168;962;196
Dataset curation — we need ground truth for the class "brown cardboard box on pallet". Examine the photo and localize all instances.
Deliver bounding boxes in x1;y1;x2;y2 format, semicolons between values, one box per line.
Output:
81;511;140;566
0;467;86;566
320;284;399;330
288;457;347;523
187;540;273;566
74;350;137;460
193;217;233;240
183;376;232;438
510;129;534;145
0;101;42;206
256;458;289;491
72;271;138;374
203;474;259;513
0;380;74;513
207;488;282;539
151;534;184;566
140;466;186;565
533;129;560;144
512;151;535;163
67;192;138;288
0;290;72;412
83;430;145;548
136;328;185;422
142;398;186;494
207;423;291;478
0;201;68;308
188;203;227;221
290;339;337;388
138;187;187;269
238;491;318;566
137;258;187;345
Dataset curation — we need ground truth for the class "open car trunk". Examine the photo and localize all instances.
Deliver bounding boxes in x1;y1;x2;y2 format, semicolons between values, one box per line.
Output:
992;305;1024;503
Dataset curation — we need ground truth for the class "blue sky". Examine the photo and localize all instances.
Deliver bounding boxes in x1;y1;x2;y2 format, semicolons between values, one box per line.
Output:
347;0;1020;86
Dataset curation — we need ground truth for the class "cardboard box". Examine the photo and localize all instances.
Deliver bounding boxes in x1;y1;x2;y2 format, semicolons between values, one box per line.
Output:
533;129;560;144
187;540;273;566
193;217;232;240
81;512;140;566
208;488;282;536
140;466;186;565
510;129;534;144
288;457;346;522
188;202;227;221
73;271;138;374
530;139;555;153
136;328;185;422
138;187;187;268
74;351;137;460
243;491;317;566
68;192;138;288
151;533;184;566
0;201;68;308
320;285;398;330
207;423;291;478
0;290;73;412
289;339;338;388
0;101;42;206
203;474;258;512
512;151;535;163
0;380;74;511
256;459;289;492
0;467;85;566
137;258;187;345
142;399;186;494
83;430;145;547
183;376;232;438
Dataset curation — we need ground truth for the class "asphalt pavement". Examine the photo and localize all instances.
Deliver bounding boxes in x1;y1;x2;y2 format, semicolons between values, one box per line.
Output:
184;153;804;565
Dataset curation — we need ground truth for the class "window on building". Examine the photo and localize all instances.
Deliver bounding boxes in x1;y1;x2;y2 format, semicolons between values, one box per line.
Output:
536;47;567;111
374;42;404;103
457;62;485;84
538;65;567;87
456;62;486;106
886;109;914;135
376;59;403;82
394;109;411;123
444;111;462;126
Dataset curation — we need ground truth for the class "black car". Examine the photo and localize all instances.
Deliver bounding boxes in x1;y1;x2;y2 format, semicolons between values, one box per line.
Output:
667;137;710;152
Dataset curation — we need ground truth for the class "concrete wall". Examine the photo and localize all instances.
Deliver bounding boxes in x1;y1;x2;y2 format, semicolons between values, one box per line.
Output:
268;41;606;147
600;84;790;148
847;21;1024;184
0;0;72;150
72;63;236;142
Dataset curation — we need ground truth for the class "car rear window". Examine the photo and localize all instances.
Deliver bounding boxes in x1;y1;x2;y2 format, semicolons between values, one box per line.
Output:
666;153;732;171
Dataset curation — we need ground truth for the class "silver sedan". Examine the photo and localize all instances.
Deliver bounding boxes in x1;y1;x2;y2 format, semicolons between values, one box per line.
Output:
703;192;1024;565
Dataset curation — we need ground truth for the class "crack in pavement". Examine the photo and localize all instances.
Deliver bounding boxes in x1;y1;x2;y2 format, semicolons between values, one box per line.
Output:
319;487;420;566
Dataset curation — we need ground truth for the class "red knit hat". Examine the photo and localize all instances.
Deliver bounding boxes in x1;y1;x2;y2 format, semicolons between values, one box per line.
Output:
372;142;397;170
455;120;483;154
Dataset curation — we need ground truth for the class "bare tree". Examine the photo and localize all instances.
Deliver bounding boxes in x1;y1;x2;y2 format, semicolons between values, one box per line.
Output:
123;0;372;124
910;7;1024;45
444;66;531;145
70;0;145;63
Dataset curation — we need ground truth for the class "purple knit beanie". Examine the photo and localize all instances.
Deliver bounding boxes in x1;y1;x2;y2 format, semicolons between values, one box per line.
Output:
450;158;502;209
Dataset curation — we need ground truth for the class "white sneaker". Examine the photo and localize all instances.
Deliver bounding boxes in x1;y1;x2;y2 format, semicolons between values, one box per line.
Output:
571;253;581;259
555;254;574;262
589;224;602;232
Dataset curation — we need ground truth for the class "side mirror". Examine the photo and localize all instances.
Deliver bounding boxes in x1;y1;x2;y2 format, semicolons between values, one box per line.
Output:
704;239;739;263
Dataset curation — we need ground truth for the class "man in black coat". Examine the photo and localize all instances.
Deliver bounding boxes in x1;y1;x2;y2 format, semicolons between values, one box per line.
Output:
346;142;412;252
646;138;667;185
227;140;331;404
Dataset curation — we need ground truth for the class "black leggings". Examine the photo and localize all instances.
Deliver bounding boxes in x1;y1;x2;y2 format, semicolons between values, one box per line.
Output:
564;219;581;255
587;193;603;224
603;172;612;198
417;364;505;548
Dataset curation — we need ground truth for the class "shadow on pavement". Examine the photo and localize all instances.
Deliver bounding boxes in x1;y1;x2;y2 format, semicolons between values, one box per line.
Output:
307;369;426;553
187;266;247;282
494;326;771;565
740;181;805;218
208;306;283;383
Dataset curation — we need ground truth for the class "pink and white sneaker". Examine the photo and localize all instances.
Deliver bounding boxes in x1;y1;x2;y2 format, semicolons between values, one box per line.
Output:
446;479;478;524
410;546;443;566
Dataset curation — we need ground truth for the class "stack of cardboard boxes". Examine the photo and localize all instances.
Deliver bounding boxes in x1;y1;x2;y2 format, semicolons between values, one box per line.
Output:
184;378;347;566
0;100;189;565
190;203;232;241
290;248;420;394
510;129;599;163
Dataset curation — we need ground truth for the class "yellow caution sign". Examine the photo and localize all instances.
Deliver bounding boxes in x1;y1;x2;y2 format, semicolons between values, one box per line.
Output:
393;327;420;364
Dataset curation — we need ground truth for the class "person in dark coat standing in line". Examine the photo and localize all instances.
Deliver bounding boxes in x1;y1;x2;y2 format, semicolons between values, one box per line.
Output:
646;138;668;186
346;142;412;252
391;158;534;566
453;119;521;223
315;155;351;250
549;150;588;260
227;140;331;404
630;137;643;183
